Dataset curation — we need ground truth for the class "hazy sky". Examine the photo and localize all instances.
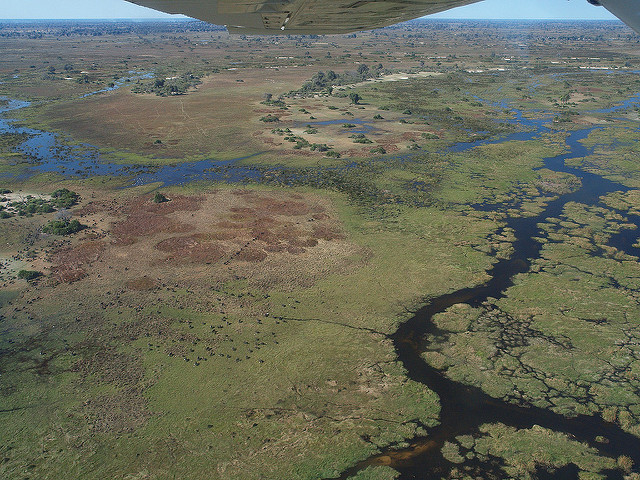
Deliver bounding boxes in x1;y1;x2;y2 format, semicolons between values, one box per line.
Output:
0;0;617;21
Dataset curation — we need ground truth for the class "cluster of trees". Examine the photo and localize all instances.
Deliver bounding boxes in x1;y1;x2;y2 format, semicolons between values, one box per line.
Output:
295;63;387;95
271;128;336;155
1;189;79;218
5;197;54;216
132;73;201;96
42;219;85;236
261;93;287;108
51;188;80;208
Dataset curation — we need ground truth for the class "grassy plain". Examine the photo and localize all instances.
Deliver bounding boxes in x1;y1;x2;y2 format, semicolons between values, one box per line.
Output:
1;18;640;480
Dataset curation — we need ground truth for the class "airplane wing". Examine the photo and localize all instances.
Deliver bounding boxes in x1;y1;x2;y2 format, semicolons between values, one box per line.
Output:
125;0;483;34
125;0;640;35
591;0;640;35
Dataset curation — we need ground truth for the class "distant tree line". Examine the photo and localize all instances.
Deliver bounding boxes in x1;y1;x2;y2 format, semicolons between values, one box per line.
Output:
0;20;225;38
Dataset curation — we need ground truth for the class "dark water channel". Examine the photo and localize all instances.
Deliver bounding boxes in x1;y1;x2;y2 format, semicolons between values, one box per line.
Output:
330;104;640;480
328;99;640;477
331;133;639;479
2;79;640;479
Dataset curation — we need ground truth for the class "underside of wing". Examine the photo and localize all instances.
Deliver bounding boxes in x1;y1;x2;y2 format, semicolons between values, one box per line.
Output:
591;0;640;35
125;0;482;34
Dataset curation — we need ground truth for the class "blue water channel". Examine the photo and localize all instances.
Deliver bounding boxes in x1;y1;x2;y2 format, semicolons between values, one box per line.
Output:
0;73;636;187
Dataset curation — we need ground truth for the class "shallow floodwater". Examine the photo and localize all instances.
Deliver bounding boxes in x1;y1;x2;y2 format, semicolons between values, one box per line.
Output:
0;95;266;185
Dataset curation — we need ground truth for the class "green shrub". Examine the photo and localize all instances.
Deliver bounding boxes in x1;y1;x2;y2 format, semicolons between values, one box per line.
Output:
294;138;311;149
310;143;330;152
421;132;440;140
9;197;56;215
260;114;280;122
349;133;373;144
42;219;85;235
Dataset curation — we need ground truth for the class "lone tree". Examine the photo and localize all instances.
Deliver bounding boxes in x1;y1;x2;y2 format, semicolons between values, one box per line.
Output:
153;192;169;203
18;270;41;281
349;92;361;105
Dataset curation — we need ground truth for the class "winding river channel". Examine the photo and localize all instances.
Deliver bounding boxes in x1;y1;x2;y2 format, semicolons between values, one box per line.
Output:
1;81;640;479
328;102;640;477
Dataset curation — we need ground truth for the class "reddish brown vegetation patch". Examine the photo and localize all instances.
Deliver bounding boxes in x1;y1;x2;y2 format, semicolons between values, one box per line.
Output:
236;246;268;262
155;234;226;264
264;243;287;253
73;349;150;433
155;235;201;252
102;190;351;281
74;199;123;217
51;240;105;265
400;131;421;141
73;349;145;387
112;213;193;245
207;230;240;241
49;240;105;284
252;228;281;244
82;388;150;434
50;266;88;284
111;195;204;245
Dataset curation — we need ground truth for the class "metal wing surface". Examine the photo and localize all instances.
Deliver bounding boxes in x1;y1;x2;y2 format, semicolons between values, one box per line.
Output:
125;0;482;34
125;0;640;35
592;0;640;35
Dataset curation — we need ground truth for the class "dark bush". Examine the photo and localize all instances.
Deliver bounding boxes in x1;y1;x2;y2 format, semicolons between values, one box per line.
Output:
153;192;169;203
18;270;41;281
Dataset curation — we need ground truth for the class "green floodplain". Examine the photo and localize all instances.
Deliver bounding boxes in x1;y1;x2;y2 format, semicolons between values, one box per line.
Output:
1;18;640;480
